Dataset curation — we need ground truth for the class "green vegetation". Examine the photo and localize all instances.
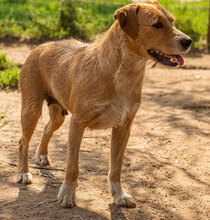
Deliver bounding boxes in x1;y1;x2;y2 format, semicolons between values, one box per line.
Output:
0;115;7;127
0;0;208;46
0;49;20;88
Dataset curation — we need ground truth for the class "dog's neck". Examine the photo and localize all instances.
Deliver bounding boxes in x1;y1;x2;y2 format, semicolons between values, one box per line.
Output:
91;22;146;92
91;22;147;77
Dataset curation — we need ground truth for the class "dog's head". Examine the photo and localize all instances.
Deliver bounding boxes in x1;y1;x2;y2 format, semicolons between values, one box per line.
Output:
114;0;192;67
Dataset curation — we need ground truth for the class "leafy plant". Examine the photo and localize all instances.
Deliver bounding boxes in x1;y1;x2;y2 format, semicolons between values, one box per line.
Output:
59;0;81;38
0;66;20;88
0;49;20;88
0;52;7;70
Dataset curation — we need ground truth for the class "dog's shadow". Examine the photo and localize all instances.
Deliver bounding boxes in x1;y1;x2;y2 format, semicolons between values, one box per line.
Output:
109;203;129;220
8;175;109;220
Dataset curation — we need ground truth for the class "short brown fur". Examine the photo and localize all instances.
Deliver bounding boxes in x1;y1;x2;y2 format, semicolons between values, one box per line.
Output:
17;1;191;208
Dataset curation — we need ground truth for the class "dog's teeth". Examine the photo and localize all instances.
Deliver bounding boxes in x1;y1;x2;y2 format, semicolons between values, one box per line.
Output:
170;58;173;62
160;52;163;56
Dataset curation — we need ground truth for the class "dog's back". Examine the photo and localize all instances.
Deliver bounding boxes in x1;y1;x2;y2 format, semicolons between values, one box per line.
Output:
19;39;87;95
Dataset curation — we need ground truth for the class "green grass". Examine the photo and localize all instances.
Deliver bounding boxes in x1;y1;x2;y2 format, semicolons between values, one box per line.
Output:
0;0;208;46
0;49;20;88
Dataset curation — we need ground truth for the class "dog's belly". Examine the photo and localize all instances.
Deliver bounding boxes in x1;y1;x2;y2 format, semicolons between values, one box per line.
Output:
87;101;140;129
87;112;127;129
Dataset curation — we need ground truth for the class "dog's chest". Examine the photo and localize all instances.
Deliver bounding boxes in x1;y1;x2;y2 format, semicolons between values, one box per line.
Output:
87;72;144;129
88;92;140;129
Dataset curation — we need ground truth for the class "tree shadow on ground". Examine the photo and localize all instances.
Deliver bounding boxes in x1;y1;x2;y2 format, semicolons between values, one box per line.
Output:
140;83;210;137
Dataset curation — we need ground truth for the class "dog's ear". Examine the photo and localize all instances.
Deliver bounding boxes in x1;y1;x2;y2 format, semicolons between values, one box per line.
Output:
114;4;139;40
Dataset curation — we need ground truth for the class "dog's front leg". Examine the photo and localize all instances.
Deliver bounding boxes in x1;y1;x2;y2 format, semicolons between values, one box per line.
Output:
58;115;84;208
109;121;136;208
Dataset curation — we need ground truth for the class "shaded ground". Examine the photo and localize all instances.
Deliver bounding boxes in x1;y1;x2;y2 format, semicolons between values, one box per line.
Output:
0;42;209;219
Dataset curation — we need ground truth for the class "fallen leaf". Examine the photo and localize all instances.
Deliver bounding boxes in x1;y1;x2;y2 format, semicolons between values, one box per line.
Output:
182;163;189;167
160;155;169;159
195;75;202;79
33;186;42;191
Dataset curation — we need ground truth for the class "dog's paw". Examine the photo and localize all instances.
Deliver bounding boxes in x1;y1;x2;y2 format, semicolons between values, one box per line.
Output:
36;154;51;166
110;181;136;208
114;193;136;208
57;182;77;208
17;173;33;184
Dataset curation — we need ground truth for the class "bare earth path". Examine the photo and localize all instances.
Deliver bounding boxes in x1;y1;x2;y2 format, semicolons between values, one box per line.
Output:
0;42;209;219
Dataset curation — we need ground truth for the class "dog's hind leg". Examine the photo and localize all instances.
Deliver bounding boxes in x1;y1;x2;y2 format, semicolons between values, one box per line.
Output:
36;103;66;166
109;120;136;208
18;97;44;184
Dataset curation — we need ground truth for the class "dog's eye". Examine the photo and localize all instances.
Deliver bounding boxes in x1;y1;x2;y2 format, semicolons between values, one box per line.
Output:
152;22;163;28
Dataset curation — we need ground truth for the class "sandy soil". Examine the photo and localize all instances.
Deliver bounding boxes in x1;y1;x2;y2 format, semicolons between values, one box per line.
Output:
0;42;209;219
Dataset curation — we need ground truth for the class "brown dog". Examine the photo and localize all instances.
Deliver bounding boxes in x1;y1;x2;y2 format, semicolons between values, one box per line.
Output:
17;0;192;208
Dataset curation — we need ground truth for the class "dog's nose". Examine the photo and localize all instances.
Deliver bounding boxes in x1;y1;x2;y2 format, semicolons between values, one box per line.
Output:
180;38;192;49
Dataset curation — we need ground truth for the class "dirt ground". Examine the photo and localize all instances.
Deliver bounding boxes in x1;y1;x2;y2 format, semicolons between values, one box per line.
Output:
0;41;209;219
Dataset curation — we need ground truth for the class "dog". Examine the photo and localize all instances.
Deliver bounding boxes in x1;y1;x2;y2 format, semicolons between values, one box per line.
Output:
17;0;192;208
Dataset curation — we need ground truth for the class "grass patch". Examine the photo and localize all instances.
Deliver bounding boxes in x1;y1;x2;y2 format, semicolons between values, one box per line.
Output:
0;49;20;88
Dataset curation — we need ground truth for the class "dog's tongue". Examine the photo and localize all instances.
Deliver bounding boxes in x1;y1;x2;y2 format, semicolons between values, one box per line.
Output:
167;54;184;66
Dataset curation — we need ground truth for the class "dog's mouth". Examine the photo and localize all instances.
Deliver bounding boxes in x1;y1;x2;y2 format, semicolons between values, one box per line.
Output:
148;49;184;67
